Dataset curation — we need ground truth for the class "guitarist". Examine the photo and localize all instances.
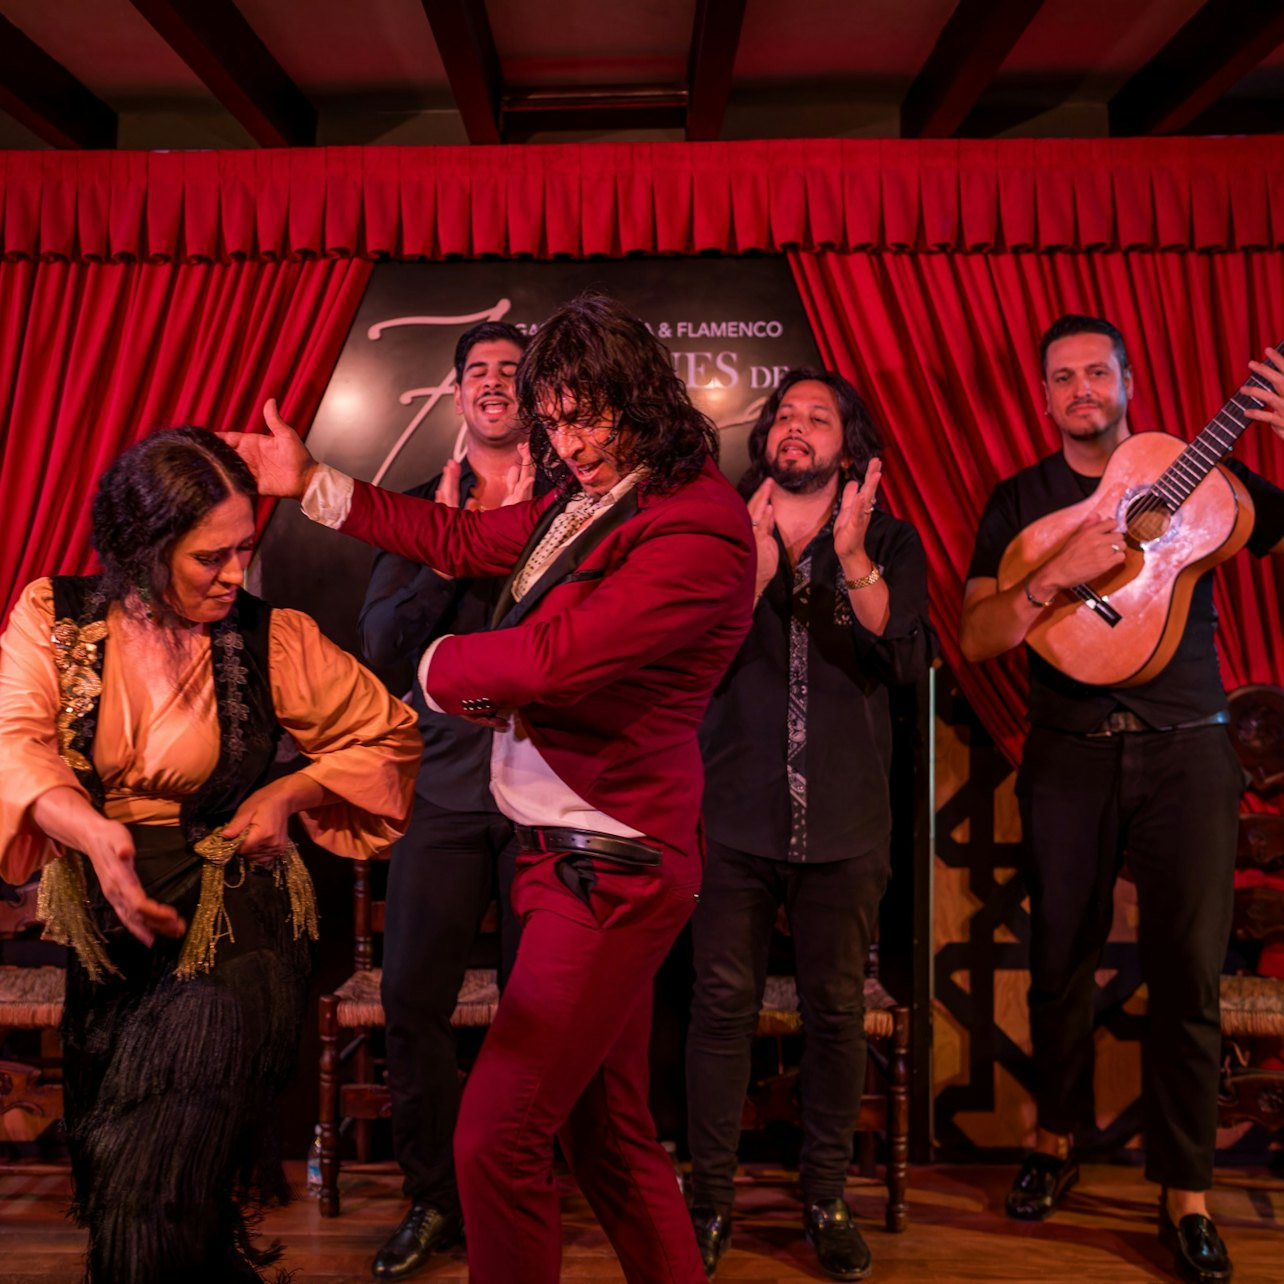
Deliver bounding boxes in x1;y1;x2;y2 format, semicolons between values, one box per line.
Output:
960;314;1284;1284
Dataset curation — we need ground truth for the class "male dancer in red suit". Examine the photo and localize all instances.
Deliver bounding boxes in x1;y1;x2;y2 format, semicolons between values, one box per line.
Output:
229;293;756;1284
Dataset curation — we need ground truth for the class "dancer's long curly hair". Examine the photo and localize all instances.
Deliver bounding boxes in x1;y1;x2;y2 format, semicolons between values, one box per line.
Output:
519;293;718;495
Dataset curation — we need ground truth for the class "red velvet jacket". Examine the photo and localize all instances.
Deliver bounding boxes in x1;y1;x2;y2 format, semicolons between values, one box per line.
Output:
339;457;756;858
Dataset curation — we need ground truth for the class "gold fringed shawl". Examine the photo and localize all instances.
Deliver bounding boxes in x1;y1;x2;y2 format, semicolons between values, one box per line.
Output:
37;843;118;982
40;615;119;981
176;829;318;979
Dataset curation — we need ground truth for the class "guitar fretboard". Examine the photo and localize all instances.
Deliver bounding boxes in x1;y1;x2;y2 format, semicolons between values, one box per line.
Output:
1153;342;1284;510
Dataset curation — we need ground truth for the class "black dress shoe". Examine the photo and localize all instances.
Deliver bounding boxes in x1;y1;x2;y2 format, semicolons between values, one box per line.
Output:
371;1202;463;1280
1004;1152;1080;1221
689;1205;733;1279
1159;1200;1233;1284
803;1198;871;1282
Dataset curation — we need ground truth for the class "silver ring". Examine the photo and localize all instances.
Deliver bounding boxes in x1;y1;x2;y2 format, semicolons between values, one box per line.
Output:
1111;542;1121;553
864;505;875;515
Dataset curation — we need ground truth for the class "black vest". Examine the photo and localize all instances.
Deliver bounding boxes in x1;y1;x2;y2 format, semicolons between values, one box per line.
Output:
51;576;281;843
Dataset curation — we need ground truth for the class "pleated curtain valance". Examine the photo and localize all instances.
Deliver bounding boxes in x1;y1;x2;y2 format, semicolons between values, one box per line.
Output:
3;137;1282;264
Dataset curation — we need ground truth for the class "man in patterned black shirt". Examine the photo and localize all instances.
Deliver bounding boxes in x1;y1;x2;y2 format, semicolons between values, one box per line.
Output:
685;368;935;1281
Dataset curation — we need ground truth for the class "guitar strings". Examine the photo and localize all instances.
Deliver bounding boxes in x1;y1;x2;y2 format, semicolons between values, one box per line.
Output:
1117;367;1274;531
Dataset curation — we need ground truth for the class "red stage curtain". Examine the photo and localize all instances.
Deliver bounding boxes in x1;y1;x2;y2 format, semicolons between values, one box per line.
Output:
790;248;1284;763
0;255;372;623
2;140;1282;263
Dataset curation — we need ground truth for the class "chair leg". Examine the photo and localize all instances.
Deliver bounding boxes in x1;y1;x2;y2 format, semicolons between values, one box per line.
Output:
318;995;341;1218
354;1031;373;1162
885;1006;910;1233
857;1052;877;1177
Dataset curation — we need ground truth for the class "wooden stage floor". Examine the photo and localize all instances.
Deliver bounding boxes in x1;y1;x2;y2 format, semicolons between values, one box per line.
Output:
1;1160;1280;1282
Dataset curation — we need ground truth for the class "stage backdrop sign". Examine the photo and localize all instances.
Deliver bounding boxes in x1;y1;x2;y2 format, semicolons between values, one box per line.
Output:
254;258;819;655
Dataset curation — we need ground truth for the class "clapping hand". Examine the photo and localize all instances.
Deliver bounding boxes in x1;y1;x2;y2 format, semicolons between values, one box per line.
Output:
437;458;464;509
501;443;535;507
747;479;779;597
834;457;883;564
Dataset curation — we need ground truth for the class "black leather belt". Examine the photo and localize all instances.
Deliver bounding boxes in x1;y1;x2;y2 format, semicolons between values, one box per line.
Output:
1084;709;1229;737
514;825;661;868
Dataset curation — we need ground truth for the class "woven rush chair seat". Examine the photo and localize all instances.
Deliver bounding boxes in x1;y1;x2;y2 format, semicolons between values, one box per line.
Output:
317;860;509;1216
333;967;499;1030
757;973;896;1039
1220;974;1284;1040
1;879;67;1145
747;969;909;1232
0;965;64;1029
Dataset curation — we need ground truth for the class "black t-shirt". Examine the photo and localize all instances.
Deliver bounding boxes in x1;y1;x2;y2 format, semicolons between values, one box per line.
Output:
967;450;1284;732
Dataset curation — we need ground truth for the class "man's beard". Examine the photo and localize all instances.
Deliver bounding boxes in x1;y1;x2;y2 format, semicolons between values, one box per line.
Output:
765;455;841;495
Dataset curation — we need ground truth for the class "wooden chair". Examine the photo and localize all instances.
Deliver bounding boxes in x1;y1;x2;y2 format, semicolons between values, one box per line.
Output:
743;946;910;1232
0;877;65;1149
316;860;498;1216
1217;811;1284;1134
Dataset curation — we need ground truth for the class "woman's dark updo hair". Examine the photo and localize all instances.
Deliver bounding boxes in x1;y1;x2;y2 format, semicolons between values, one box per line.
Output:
91;427;257;623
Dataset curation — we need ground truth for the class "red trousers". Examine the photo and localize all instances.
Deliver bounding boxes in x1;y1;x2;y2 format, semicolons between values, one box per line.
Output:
454;843;705;1284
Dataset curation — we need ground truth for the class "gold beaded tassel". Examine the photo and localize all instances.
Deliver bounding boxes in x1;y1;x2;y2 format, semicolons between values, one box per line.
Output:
177;829;319;978
37;852;119;982
177;830;242;979
278;842;319;943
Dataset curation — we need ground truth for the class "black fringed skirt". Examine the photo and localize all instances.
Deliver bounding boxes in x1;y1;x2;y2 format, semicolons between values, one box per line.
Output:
60;825;312;1283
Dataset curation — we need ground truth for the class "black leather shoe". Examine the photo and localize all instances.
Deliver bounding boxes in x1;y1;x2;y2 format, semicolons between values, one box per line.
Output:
803;1198;871;1282
1004;1152;1080;1221
689;1205;732;1279
1159;1199;1233;1284
371;1202;463;1280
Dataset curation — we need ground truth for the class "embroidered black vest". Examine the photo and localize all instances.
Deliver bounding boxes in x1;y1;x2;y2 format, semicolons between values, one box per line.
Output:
51;576;281;841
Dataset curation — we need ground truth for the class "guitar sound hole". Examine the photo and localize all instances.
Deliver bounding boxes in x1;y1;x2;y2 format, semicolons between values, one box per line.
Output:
1124;495;1171;544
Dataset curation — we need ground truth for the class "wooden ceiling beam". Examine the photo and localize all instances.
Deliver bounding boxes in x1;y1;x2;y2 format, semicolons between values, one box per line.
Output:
1109;0;1284;136
419;0;502;145
503;87;688;137
900;0;1048;139
0;14;116;148
1183;95;1283;135
686;0;747;141
129;0;316;147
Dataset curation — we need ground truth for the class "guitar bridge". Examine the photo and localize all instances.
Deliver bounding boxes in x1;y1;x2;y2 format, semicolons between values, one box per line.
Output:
1072;584;1122;627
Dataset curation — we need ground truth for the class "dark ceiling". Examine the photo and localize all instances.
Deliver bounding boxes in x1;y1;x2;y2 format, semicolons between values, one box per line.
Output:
1;0;1281;152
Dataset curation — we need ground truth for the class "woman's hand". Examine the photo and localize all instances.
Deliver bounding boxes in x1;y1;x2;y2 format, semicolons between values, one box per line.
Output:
222;774;328;861
31;786;184;947
82;818;186;946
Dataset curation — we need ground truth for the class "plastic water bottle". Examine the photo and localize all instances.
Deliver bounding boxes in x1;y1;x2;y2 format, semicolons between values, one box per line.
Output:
306;1125;323;1196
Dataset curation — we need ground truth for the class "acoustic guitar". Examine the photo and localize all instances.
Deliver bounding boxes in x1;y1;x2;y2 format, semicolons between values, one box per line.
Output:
998;348;1282;688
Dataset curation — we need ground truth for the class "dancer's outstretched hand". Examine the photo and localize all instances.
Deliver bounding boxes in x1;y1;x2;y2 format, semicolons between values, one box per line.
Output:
224;400;318;499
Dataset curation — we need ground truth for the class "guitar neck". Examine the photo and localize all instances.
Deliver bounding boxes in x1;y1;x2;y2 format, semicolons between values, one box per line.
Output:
1153;341;1284;509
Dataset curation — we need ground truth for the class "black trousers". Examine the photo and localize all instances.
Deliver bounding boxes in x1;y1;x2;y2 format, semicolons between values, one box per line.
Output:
1018;724;1242;1190
685;841;888;1208
382;797;520;1211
